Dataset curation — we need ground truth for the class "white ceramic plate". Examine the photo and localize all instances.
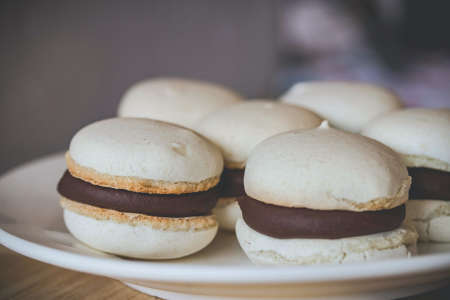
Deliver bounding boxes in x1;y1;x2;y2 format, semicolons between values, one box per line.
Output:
1;153;450;300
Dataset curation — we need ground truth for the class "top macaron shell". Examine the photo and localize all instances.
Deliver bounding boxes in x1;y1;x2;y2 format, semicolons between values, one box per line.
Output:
118;78;242;128
280;81;403;133
194;101;323;168
362;108;450;172
244;122;410;211
69;118;223;183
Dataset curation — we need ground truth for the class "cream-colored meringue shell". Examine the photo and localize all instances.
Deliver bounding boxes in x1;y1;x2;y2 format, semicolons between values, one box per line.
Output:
280;81;402;133
212;197;242;231
362;108;450;171
236;219;417;265
63;208;218;260
405;200;450;242
244;122;410;211
118;78;242;128
194;100;322;168
69;118;223;183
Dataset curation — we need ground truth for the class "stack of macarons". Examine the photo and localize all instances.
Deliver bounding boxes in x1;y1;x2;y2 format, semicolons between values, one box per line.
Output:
57;118;223;259
236;121;418;265
362;108;450;242
193;101;323;230
59;76;449;265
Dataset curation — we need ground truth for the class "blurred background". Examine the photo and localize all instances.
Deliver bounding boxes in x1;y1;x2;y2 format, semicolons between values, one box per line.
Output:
1;0;450;174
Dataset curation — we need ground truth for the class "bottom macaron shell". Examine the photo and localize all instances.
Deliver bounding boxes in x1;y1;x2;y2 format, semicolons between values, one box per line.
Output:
406;200;450;243
212;197;242;231
63;209;218;259
235;219;418;265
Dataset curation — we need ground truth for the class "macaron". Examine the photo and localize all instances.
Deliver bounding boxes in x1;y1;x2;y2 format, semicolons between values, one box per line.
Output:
194;101;322;231
118;78;242;129
362;108;450;242
280;81;403;133
236;121;418;265
57;118;223;259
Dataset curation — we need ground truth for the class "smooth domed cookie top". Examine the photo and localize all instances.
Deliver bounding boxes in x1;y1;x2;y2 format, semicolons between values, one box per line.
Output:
194;100;322;168
362;108;450;171
117;78;242;128
69;118;223;183
244;121;410;211
280;81;402;133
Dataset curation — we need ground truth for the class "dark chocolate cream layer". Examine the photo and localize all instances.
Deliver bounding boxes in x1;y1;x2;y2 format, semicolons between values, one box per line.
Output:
408;167;450;200
238;195;405;239
57;170;219;217
220;168;245;197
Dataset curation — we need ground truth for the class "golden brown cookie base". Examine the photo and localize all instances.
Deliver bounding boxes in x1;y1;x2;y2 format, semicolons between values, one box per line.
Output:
60;197;218;231
66;152;220;194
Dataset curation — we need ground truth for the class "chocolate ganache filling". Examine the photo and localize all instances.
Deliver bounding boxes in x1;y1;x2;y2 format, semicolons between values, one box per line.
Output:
57;170;219;217
220;168;245;197
408;167;450;200
238;195;405;239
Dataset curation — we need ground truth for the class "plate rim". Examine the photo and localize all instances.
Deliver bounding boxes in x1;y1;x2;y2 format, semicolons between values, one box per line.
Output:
2;225;450;284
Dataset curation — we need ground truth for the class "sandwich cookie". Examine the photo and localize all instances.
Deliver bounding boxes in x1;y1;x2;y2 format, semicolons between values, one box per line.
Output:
57;118;223;259
118;78;242;129
362;108;450;242
236;121;417;265
194;101;322;231
280;81;403;133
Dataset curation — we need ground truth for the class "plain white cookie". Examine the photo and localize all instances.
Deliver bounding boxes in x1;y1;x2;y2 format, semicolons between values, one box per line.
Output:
236;219;418;265
405;200;450;242
194;100;322;168
118;78;242;128
244;121;410;211
63;209;218;259
280;81;402;133
362;108;450;171
212;197;243;231
69;118;223;183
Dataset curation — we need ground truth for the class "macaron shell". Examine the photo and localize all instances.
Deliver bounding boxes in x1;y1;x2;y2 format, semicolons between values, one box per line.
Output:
235;218;418;265
69;118;223;184
64;209;218;259
61;198;218;259
405;200;450;242
66;153;220;194
244;124;410;211
362;108;450;171
118;78;242;128
212;197;242;231
194;100;322;167
281;81;402;133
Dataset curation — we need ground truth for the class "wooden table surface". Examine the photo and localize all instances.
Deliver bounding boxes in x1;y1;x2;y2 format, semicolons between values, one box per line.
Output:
1;245;449;300
0;246;159;300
